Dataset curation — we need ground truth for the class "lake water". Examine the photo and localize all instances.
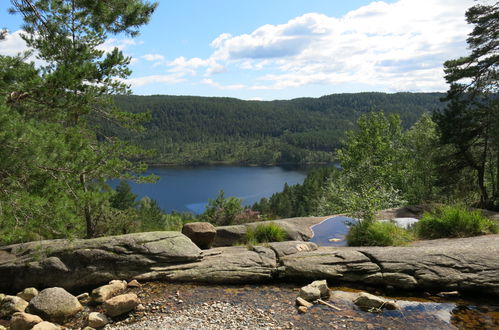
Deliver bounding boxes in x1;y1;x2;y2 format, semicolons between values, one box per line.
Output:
113;165;309;214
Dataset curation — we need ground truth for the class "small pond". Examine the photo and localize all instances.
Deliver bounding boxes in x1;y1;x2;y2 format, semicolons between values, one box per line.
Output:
309;216;358;246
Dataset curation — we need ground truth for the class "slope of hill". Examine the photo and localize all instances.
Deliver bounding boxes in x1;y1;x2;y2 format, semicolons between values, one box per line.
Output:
106;92;445;165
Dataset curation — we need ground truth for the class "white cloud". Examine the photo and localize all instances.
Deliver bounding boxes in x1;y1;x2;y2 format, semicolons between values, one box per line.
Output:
142;54;165;61
0;30;29;56
163;0;474;92
201;78;245;90
126;74;185;88
98;38;140;53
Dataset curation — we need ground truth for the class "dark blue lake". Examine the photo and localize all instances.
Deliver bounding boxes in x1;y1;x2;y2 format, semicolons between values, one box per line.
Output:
111;165;309;214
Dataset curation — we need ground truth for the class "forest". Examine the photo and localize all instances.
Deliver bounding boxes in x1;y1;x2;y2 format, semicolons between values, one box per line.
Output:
105;92;444;165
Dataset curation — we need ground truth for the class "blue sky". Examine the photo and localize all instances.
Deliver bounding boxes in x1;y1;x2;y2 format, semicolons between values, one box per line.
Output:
1;0;474;100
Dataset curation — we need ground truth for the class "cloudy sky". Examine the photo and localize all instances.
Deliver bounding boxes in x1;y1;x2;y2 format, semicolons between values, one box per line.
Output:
1;0;474;100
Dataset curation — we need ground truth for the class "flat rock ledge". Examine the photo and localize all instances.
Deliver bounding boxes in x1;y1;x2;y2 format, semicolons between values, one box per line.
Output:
1;233;498;296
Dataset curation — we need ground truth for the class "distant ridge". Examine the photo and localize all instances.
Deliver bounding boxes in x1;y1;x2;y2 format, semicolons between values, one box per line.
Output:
103;92;445;165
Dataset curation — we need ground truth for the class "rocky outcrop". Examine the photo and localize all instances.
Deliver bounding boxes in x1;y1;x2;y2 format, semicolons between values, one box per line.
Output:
1;232;498;296
135;246;277;283
280;235;499;296
0;232;202;293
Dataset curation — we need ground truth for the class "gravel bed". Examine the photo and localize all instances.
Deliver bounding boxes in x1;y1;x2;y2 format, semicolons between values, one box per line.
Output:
106;301;288;330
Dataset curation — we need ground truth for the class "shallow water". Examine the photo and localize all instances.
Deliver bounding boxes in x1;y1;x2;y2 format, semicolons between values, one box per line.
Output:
309;216;358;246
94;282;499;330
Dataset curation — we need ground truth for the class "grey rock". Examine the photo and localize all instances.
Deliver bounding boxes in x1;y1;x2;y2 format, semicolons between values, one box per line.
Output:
9;312;43;330
281;235;499;295
27;287;82;323
91;280;126;303
103;293;140;317
16;288;38;302
127;280;141;288
182;222;217;249
353;292;399;310
87;312;110;328
0;296;28;318
0;232;202;292
136;246;277;284
298;285;321;302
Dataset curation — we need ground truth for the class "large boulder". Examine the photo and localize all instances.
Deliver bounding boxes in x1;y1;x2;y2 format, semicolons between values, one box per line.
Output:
0;232;202;292
182;222;217;249
0;296;28;318
91;280;127;304
27;287;82;323
213;225;247;247
9;312;43;330
103;293;140;317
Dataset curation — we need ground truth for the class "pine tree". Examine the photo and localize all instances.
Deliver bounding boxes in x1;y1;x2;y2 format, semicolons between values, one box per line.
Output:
435;1;498;208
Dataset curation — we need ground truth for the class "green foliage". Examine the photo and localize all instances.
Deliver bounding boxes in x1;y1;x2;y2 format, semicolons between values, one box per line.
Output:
417;205;497;239
252;166;338;219
110;181;137;210
106;93;444;165
202;190;244;226
318;112;407;220
246;223;287;245
346;220;414;247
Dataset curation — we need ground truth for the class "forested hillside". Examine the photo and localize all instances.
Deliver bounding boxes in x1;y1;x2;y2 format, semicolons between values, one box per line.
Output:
108;92;445;165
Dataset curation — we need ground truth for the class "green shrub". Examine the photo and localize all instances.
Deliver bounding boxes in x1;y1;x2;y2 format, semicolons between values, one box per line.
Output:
417;205;496;239
246;223;288;244
346;220;414;246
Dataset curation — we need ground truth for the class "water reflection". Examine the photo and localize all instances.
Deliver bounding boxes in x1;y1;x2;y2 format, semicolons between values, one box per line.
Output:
309;216;358;246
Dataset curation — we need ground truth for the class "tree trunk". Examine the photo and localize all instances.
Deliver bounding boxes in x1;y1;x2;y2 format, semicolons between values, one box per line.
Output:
80;173;94;238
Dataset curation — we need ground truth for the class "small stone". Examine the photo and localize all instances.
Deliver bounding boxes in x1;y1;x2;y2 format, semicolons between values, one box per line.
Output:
9;312;43;330
87;312;110;328
310;280;330;298
0;296;29;318
76;293;90;303
0;325;6;330
437;291;460;298
298;285;321;302
82;327;95;330
127;280;142;288
353;292;399;311
297;306;308;314
31;321;61;330
91;281;127;304
0;293;5;302
16;288;39;302
103;293;140;317
295;297;313;308
135;304;145;311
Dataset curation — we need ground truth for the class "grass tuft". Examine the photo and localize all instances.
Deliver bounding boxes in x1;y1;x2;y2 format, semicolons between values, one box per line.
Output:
417;204;496;239
346;220;414;246
246;223;288;244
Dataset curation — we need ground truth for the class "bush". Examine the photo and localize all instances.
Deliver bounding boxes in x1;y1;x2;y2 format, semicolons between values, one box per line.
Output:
417;205;496;239
346;220;414;246
246;223;288;244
